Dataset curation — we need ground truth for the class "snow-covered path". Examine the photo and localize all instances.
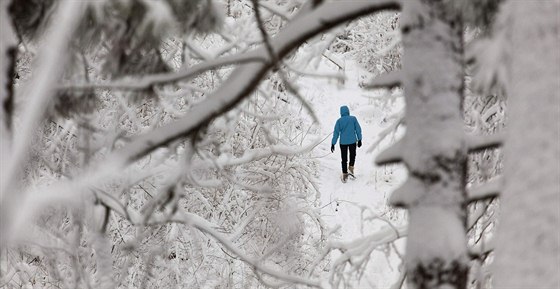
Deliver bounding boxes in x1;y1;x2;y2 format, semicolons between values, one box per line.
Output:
311;81;387;239
300;61;406;288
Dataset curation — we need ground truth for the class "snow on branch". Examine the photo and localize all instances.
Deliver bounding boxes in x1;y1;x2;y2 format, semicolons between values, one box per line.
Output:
76;186;323;287
197;138;322;170
362;70;402;89
375;138;404;165
22;181;323;287
168;211;324;288
388;177;424;208
467;177;502;204
466;133;503;152
61;1;400;94
110;0;401;166
59;52;267;91
328;224;407;275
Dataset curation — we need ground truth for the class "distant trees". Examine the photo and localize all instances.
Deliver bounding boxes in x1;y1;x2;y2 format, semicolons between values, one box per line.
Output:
1;0;558;288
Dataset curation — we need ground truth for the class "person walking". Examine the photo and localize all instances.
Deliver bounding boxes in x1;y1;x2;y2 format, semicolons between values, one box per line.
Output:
331;105;362;183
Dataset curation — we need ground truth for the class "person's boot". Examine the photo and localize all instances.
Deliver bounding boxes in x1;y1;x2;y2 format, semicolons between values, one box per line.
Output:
341;173;348;183
349;166;354;175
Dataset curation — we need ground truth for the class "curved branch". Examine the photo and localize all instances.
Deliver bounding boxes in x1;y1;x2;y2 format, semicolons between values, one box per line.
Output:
168;211;324;288
58;52;267;91
9;0;401;250
111;0;402;166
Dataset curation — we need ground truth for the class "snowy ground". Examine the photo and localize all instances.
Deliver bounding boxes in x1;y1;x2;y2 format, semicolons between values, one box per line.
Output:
300;60;407;288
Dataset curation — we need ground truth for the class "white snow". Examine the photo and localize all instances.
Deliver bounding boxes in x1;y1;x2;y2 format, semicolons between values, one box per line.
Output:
300;59;408;288
406;207;467;264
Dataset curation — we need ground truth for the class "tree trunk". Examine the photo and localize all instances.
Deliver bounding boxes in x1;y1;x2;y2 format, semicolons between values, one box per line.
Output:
378;0;468;288
1;0;16;156
0;0;17;279
493;1;560;288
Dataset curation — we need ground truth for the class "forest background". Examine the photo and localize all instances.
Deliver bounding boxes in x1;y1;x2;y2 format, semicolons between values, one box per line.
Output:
0;0;558;289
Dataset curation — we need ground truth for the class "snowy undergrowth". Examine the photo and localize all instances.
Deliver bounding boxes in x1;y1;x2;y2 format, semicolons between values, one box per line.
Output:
300;59;407;288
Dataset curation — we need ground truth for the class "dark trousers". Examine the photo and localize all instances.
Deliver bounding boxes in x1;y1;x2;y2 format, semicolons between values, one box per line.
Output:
340;143;356;174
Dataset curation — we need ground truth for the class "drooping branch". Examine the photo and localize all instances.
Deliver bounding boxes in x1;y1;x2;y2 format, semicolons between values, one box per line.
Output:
196;138;322;170
109;0;401;166
94;187;323;288
325;224;407;284
166;211;324;288
60;1;399;96
252;0;320;123
58;52;268;91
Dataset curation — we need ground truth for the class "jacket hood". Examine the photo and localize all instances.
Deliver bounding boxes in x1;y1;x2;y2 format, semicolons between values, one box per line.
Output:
340;106;350;117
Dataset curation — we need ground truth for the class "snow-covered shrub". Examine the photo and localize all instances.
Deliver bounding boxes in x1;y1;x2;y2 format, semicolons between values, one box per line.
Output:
1;1;326;288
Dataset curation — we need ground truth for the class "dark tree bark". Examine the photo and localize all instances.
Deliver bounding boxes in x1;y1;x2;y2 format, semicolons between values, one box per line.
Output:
1;0;17;135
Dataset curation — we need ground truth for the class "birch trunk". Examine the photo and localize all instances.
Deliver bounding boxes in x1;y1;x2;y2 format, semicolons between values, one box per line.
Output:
379;0;468;288
493;1;560;287
0;0;17;279
1;0;16;170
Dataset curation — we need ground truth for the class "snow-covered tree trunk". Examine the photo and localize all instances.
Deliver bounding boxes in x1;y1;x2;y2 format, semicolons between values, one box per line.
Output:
493;1;560;288
1;0;16;179
376;0;468;288
0;0;16;280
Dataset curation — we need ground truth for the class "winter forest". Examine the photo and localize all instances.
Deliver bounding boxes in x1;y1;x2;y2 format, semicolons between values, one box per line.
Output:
0;0;558;288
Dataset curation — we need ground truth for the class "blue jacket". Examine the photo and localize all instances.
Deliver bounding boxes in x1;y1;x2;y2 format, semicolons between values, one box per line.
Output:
332;106;362;145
